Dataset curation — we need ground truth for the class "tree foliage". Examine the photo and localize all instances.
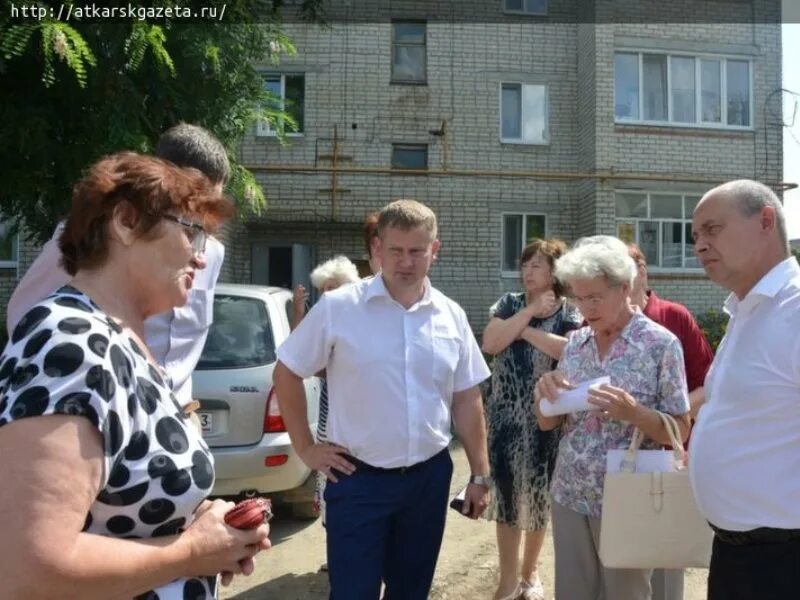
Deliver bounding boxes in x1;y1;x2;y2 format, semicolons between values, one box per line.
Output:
695;308;729;353
0;0;323;243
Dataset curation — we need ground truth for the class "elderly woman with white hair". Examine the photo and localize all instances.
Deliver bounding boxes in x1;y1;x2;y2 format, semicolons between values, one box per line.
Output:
291;256;361;330
291;256;360;524
310;255;360;293
534;236;691;600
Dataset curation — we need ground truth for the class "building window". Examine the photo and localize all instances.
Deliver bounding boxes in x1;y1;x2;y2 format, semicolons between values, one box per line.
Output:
391;144;428;170
257;74;305;137
615;191;702;270
502;213;546;272
391;21;426;84
500;83;549;144
503;0;547;15
614;52;752;129
0;218;18;268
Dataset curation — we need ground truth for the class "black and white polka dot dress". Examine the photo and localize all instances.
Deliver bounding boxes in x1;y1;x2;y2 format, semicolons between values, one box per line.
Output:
0;287;218;599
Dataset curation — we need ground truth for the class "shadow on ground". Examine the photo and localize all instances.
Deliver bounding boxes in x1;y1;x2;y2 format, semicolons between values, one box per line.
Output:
228;570;329;599
267;507;320;545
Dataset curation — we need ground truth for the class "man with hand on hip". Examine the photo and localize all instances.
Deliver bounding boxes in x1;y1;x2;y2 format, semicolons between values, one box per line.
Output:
274;199;492;600
689;179;800;600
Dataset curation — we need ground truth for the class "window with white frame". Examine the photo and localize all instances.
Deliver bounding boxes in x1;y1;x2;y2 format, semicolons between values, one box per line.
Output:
503;0;547;15
502;213;547;272
391;21;426;83
500;83;549;144
257;74;305;136
615;191;701;270
0;218;18;267
614;51;751;128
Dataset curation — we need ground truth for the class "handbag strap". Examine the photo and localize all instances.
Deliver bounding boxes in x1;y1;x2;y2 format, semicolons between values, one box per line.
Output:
621;428;645;472
620;411;684;472
656;411;686;468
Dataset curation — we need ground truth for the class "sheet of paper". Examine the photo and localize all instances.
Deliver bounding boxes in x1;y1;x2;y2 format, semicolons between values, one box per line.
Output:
538;375;610;417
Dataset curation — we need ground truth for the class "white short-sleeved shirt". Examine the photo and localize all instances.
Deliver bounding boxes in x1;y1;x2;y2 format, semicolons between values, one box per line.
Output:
277;275;491;469
0;287;217;599
144;236;224;406
690;257;800;531
6;224;224;407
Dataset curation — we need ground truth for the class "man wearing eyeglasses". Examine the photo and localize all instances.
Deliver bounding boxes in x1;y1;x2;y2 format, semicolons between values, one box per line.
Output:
6;124;228;425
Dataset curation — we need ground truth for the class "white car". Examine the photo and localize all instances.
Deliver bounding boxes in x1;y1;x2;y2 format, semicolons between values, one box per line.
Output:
192;284;321;518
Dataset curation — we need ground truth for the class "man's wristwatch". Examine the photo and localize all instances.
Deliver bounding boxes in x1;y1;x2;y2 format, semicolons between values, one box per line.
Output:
469;474;493;488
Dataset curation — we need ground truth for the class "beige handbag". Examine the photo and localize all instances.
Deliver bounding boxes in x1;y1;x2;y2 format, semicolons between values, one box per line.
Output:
598;412;713;569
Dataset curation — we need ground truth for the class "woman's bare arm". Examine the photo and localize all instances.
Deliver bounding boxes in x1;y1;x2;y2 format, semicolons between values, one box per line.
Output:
519;327;569;360
0;415;267;599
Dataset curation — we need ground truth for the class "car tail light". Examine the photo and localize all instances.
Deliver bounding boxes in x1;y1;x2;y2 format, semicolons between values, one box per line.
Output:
265;455;289;467
263;388;286;433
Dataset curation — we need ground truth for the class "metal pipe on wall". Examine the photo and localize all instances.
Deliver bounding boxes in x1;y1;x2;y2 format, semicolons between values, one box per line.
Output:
243;164;796;190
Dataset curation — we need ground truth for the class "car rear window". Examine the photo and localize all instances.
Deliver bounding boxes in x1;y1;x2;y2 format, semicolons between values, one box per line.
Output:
197;294;277;369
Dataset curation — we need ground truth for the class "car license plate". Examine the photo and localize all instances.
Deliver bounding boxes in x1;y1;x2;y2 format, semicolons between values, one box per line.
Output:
198;412;213;435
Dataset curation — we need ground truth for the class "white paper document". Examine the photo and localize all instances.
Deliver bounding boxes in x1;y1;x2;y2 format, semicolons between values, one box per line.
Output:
538;375;610;417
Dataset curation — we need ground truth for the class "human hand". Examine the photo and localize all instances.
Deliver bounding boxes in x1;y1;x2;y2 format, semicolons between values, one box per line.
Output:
587;384;640;423
527;291;558;318
461;482;491;519
183;499;270;579
534;370;574;404
292;285;308;312
299;442;356;482
219;535;272;587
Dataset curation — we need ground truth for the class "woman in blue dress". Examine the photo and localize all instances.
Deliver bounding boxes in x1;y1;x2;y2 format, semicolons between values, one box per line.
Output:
482;239;582;600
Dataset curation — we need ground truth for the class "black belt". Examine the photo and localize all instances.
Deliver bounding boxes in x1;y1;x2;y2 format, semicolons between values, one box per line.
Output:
710;524;800;546
342;449;446;476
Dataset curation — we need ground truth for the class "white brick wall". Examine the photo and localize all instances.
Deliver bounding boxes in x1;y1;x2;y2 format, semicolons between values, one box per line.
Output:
234;6;782;333
4;1;783;339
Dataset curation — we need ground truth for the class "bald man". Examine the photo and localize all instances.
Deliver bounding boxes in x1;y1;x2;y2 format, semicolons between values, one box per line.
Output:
689;180;800;600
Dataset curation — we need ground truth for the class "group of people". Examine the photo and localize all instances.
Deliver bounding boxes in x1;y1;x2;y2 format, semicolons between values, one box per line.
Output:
0;121;796;600
483;235;713;600
275;181;798;600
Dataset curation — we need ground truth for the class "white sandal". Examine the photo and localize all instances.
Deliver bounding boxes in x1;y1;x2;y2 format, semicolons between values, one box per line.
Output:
495;583;522;600
519;576;545;600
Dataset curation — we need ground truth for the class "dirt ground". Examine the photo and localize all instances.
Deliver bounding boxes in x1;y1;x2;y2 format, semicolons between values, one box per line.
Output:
221;444;708;600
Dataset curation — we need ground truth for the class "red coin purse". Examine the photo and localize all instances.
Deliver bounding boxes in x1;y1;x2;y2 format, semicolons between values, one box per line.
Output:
224;498;273;530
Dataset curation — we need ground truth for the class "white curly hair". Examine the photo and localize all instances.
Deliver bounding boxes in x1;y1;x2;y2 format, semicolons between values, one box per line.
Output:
554;235;637;288
309;255;360;291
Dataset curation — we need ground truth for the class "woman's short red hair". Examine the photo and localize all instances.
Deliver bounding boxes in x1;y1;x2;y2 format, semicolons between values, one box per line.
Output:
363;212;379;256
60;152;234;275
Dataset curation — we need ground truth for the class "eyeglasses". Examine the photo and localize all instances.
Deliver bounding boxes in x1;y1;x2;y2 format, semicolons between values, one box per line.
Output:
162;214;207;256
570;285;622;309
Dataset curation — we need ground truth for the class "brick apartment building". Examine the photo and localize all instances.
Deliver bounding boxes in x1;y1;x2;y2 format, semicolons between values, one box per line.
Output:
1;0;785;335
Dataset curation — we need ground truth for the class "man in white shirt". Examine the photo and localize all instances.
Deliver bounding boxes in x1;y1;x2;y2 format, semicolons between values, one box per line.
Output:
689;179;800;600
273;199;491;599
6;123;228;414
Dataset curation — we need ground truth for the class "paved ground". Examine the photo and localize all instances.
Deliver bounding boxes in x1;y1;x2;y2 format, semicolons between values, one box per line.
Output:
221;444;708;599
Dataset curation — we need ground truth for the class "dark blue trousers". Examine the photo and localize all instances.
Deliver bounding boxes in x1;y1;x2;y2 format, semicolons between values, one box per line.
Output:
324;450;453;600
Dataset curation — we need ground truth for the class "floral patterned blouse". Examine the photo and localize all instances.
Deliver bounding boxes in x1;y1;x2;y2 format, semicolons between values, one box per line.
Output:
550;312;690;518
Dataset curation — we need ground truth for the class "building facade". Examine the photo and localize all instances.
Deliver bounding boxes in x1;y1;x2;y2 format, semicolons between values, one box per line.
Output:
228;0;783;332
2;0;784;336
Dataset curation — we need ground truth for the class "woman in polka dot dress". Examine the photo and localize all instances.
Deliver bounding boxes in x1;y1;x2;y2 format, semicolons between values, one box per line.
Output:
0;153;269;598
